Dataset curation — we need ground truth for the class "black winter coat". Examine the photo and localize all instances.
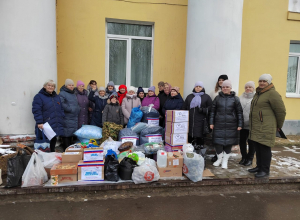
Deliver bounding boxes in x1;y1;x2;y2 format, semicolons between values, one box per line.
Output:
162;94;184;116
209;91;244;146
88;90;108;127
182;89;213;138
158;92;170;114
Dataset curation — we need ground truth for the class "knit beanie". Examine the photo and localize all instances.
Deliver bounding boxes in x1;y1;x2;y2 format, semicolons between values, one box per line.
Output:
158;81;165;87
119;84;127;91
171;86;180;93
245;81;255;89
148;86;155;92
137;87;144;94
109;94;118;100
259;74;272;84
194;81;204;88
65;79;74;86
222;80;232;88
218;75;228;81
128;86;135;92
107;81;115;87
76;80;85;87
98;86;105;91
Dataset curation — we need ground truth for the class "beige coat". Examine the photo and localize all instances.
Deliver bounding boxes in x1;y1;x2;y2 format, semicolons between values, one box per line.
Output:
121;94;141;124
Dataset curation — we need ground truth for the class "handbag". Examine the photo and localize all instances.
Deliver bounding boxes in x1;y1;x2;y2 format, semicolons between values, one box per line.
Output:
202;108;211;135
34;128;50;152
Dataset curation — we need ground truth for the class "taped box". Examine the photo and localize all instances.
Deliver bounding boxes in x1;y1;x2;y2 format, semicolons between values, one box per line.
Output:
166;110;189;122
78;160;104;181
165;143;183;152
165;121;189;134
83;147;104;162
62;152;83;163
167;152;183;168
165;133;188;145
157;166;182;177
65;146;84;153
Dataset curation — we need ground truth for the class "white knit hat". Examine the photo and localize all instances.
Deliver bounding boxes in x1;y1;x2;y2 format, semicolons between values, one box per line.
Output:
65;79;74;86
222;80;232;88
259;74;272;84
245;81;255;89
128;86;136;92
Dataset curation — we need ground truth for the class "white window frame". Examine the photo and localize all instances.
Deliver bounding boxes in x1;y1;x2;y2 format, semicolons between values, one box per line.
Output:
105;19;154;93
286;52;300;98
289;0;300;13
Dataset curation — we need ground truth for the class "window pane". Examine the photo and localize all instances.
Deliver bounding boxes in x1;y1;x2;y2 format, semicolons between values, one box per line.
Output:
286;56;299;93
107;23;152;37
290;44;300;53
131;39;151;88
109;39;127;85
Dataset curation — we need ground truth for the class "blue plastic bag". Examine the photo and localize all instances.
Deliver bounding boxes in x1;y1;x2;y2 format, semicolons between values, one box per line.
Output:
106;149;118;159
127;106;143;128
74;125;102;139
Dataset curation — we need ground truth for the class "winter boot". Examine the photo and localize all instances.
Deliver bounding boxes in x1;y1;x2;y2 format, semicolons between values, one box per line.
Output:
213;152;223;167
221;153;231;169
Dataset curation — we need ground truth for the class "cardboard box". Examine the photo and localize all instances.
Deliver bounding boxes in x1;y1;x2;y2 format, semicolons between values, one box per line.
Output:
83;147;104;162
165;143;183;152
50;163;78;175
157;166;182;177
62;152;83;163
58;174;77;183
167;152;183;168
166;110;189;122
65;147;84;153
165;133;188;145
78;160;104;181
165;121;189;134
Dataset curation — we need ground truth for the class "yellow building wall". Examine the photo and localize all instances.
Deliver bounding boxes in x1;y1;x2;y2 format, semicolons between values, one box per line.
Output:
56;0;187;94
239;0;300;120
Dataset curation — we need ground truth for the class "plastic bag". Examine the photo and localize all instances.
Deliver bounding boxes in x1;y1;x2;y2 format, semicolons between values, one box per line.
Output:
127;106;143;128
118;128;140;146
106;149;118;159
140;126;164;145
35;149;62;168
131;122;148;134
132;163;160;184
118;157;137;180
104;154;119;182
74;125;102;139
183;143;194;154
183;152;204;182
118;150;131;161
143;142;164;154
22;153;48;187
132;151;146;166
100;137;122;155
5;152;31;188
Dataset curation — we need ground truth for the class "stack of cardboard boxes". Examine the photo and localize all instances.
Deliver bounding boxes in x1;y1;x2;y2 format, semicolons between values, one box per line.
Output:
157;152;184;177
165;110;189;152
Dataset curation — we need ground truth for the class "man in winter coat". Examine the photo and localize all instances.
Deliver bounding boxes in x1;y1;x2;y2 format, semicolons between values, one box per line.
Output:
32;80;65;152
88;86;108;127
102;94;124;126
248;74;286;178
59;79;81;150
122;86;141;125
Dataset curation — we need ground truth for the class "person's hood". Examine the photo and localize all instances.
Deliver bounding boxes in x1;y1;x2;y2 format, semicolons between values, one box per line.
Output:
60;85;75;94
39;88;57;97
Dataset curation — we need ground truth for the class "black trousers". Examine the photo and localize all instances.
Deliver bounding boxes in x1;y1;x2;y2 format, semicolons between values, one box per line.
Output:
188;136;204;149
251;140;272;173
239;129;256;160
50;137;57;152
215;145;232;154
62;136;76;151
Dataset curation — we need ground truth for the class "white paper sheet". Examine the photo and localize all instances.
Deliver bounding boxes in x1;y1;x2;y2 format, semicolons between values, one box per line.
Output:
42;122;56;140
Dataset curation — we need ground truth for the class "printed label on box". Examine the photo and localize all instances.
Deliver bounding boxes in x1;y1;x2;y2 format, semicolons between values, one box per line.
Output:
84;151;103;162
173;123;188;133
174;111;189;122
81;166;103;180
67;148;82;151
146;134;162;143
172;134;187;145
173;159;179;166
147;118;159;126
64;152;80;155
121;136;138;146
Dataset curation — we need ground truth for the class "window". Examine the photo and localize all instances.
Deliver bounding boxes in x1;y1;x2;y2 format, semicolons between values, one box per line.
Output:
286;42;300;97
289;0;300;13
106;21;153;91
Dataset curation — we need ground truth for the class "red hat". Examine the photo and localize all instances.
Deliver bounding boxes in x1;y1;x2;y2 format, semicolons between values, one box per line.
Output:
119;85;127;90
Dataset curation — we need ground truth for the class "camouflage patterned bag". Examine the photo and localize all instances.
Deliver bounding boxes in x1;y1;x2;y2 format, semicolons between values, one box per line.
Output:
101;122;123;144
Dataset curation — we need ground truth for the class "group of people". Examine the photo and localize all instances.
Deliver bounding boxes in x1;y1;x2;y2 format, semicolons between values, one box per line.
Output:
32;73;286;178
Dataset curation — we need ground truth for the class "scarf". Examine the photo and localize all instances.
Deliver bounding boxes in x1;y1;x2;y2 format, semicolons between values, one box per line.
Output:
190;92;204;109
98;94;108;100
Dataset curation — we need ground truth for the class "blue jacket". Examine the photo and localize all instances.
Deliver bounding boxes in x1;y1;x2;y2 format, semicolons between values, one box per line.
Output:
32;88;65;136
88;90;108;127
162;94;184;116
59;86;81;137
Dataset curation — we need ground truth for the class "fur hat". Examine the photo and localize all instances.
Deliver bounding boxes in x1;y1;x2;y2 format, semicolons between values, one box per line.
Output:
128;86;136;92
222;80;232;88
65;79;74;86
259;74;272;84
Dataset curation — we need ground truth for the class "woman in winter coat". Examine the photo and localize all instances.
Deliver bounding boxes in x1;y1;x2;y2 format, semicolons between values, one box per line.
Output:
162;86;184;117
59;79;81;150
182;81;213;147
74;80;90;128
137;87;145;102
32;80;64;152
88;86;108;127
239;81;256;166
209;80;243;169
122;86;141;125
105;81;117;97
141;86;160;110
117;84;127;105
248;74;286;178
86;80;97;124
209;75;228;101
102;94;124;125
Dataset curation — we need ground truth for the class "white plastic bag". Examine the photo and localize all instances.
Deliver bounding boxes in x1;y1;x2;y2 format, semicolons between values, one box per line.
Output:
100;137;121;155
183;143;194;154
35;149;62;168
133;151;146;166
132;163;160;184
183;152;204;182
22;153;48;187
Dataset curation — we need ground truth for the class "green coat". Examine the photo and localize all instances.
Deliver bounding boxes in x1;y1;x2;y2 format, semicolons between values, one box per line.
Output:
249;84;286;147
